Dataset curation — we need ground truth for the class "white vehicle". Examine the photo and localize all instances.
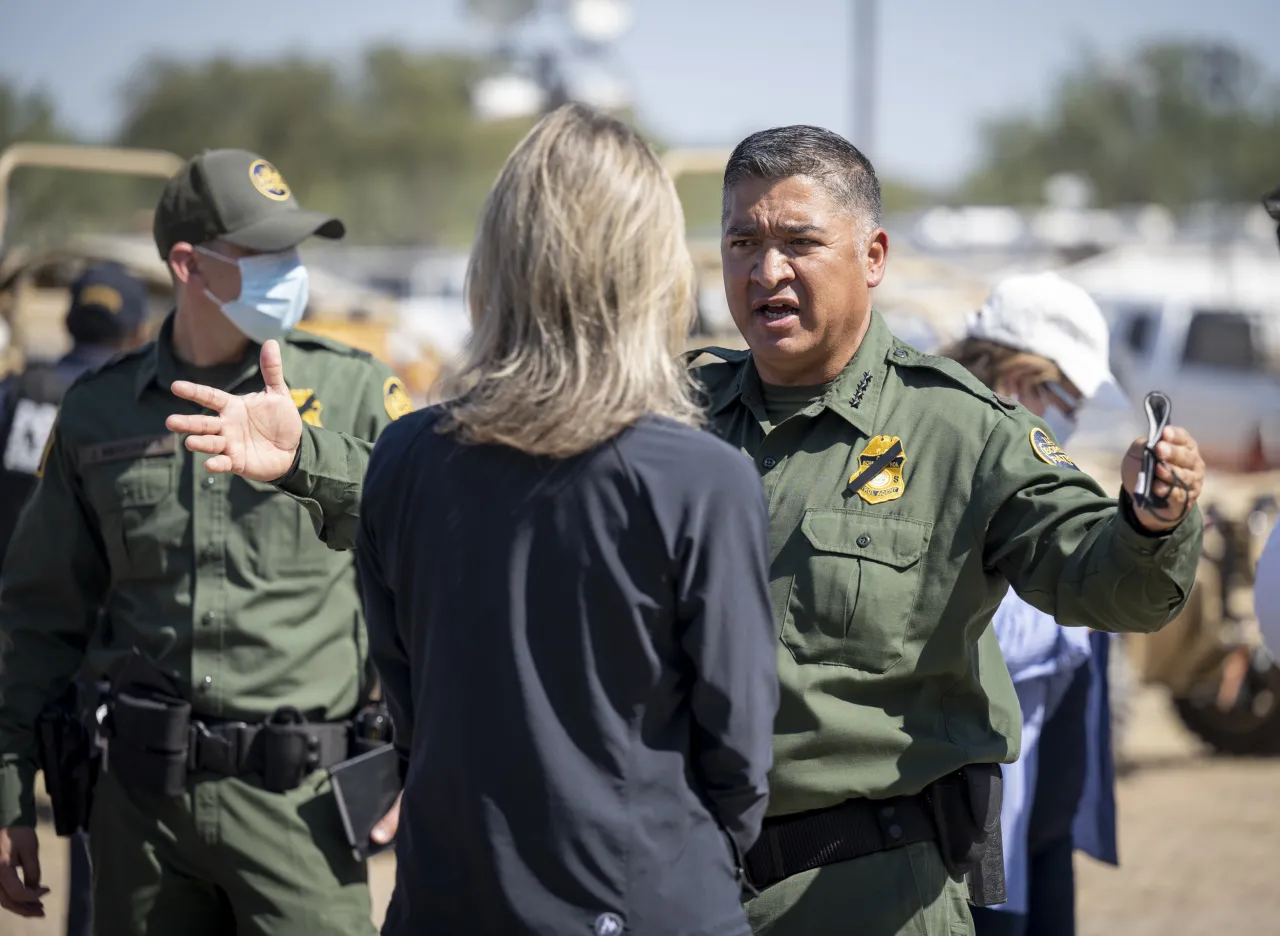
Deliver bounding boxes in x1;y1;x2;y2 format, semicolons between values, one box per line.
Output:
1060;241;1280;471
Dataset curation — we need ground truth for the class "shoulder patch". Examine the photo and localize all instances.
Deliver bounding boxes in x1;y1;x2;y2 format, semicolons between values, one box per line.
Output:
1029;427;1078;470
383;376;413;421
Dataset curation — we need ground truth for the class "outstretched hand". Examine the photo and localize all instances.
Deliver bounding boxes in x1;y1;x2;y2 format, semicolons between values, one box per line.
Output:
166;339;303;483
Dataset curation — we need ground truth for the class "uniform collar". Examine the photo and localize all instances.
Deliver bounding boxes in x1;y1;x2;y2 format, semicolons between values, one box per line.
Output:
135;311;263;400
711;310;895;438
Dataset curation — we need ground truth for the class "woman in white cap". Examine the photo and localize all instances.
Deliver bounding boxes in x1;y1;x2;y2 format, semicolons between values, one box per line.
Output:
943;270;1130;936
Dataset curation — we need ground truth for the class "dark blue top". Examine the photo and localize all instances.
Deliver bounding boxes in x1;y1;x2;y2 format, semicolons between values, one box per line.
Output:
356;409;779;936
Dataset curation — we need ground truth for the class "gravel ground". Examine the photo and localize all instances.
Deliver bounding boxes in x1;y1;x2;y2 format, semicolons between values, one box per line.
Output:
7;685;1277;935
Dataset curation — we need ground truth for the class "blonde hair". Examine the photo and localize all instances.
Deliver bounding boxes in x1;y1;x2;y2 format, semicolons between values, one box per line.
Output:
941;337;1069;395
436;103;702;457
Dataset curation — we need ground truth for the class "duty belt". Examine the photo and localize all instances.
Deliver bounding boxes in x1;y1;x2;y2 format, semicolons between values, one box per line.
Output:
188;718;350;779
743;793;937;893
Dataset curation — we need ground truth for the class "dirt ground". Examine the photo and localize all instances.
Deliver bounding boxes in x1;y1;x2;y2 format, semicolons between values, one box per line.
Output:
6;684;1279;935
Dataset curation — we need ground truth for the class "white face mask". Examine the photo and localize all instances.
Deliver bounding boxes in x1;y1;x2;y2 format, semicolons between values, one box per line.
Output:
1040;403;1078;445
196;246;309;344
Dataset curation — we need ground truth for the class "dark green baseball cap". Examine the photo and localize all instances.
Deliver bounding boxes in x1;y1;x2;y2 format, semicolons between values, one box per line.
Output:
152;148;345;261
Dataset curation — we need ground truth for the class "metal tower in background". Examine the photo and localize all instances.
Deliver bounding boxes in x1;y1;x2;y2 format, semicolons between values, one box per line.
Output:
852;0;877;159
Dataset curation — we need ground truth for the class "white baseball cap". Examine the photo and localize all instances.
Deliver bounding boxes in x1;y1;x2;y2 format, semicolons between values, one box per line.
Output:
966;271;1129;411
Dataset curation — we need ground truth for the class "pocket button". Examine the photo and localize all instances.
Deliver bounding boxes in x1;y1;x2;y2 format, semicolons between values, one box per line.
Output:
856;533;871;548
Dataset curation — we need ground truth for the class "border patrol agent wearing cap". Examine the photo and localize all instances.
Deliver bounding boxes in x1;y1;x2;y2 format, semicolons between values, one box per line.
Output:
0;149;409;935
683;126;1204;936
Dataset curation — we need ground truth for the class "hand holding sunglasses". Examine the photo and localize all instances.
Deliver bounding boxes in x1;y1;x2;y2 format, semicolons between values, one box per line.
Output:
1121;391;1205;532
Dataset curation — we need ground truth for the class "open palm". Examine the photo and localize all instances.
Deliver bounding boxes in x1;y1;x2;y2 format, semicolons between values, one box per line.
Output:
166;339;302;482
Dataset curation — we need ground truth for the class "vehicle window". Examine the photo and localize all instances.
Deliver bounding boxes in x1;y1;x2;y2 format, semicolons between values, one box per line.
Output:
1103;303;1159;359
1181;309;1264;371
1123;314;1156;356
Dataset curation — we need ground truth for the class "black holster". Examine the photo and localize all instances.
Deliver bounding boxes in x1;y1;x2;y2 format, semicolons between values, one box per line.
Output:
106;685;192;798
926;764;1006;907
34;682;102;836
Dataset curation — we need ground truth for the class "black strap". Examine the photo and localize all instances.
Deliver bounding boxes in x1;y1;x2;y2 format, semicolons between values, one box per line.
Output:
744;794;937;893
844;439;903;499
188;720;350;777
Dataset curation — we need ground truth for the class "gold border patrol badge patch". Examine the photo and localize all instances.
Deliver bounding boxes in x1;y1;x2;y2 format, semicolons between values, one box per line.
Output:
850;435;907;504
383;377;413;421
290;389;323;427
249;159;291;201
1029;427;1078;470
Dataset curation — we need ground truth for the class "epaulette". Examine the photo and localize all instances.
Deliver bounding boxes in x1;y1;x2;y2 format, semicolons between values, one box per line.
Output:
682;345;750;367
884;340;1019;416
284;328;374;360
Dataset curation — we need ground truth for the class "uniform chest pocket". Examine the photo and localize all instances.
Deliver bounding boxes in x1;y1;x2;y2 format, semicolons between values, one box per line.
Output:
86;458;184;581
783;509;932;674
235;478;331;578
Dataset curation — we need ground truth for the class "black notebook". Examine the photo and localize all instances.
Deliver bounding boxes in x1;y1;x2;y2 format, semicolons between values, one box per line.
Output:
328;742;403;862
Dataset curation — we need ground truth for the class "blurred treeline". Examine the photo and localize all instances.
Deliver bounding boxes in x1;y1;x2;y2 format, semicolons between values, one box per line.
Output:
2;40;1279;250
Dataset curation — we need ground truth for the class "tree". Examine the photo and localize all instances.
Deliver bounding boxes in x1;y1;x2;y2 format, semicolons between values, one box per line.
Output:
963;41;1280;208
115;49;537;246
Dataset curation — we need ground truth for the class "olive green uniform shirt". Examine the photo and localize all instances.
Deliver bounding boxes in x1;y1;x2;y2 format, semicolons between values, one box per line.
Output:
691;311;1202;818
0;315;403;826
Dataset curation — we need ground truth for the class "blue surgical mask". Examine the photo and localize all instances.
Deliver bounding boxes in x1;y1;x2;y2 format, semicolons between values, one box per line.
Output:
1041;403;1078;445
196;246;309;344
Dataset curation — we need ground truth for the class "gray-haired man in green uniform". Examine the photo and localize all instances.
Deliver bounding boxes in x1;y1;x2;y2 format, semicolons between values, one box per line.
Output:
158;127;1206;936
0;148;405;935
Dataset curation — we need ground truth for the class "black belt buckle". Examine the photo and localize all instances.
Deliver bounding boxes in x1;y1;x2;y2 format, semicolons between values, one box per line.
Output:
189;722;250;776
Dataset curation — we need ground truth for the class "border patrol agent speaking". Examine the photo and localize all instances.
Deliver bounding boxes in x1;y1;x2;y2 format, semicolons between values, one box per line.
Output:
685;126;1205;936
0;149;406;935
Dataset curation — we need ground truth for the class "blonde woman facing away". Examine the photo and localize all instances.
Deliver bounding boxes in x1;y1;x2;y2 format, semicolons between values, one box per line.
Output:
354;105;778;936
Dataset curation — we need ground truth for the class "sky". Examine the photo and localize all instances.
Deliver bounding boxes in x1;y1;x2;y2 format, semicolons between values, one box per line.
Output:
1;0;1277;189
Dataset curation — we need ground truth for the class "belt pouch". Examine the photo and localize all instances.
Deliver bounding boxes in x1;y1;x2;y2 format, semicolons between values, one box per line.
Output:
261;720;317;793
108;690;191;797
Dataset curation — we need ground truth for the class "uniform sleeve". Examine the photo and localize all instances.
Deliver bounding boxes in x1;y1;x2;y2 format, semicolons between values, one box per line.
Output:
276;360;404;551
0;414;107;826
979;410;1202;634
354;434;413;771
675;451;779;859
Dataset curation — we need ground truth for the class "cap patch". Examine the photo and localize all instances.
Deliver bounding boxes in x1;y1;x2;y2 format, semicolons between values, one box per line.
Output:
383;377;413;421
78;285;123;314
1030;427;1078;470
249;159;291;201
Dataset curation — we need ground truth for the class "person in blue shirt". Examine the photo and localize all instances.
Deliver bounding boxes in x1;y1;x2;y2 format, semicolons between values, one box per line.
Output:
943;272;1126;936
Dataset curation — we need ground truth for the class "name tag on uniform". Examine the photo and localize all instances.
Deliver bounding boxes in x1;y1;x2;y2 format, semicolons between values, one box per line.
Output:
78;434;177;469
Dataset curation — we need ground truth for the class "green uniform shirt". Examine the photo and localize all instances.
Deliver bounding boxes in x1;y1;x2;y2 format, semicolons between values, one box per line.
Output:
0;314;402;826
691;311;1202;818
